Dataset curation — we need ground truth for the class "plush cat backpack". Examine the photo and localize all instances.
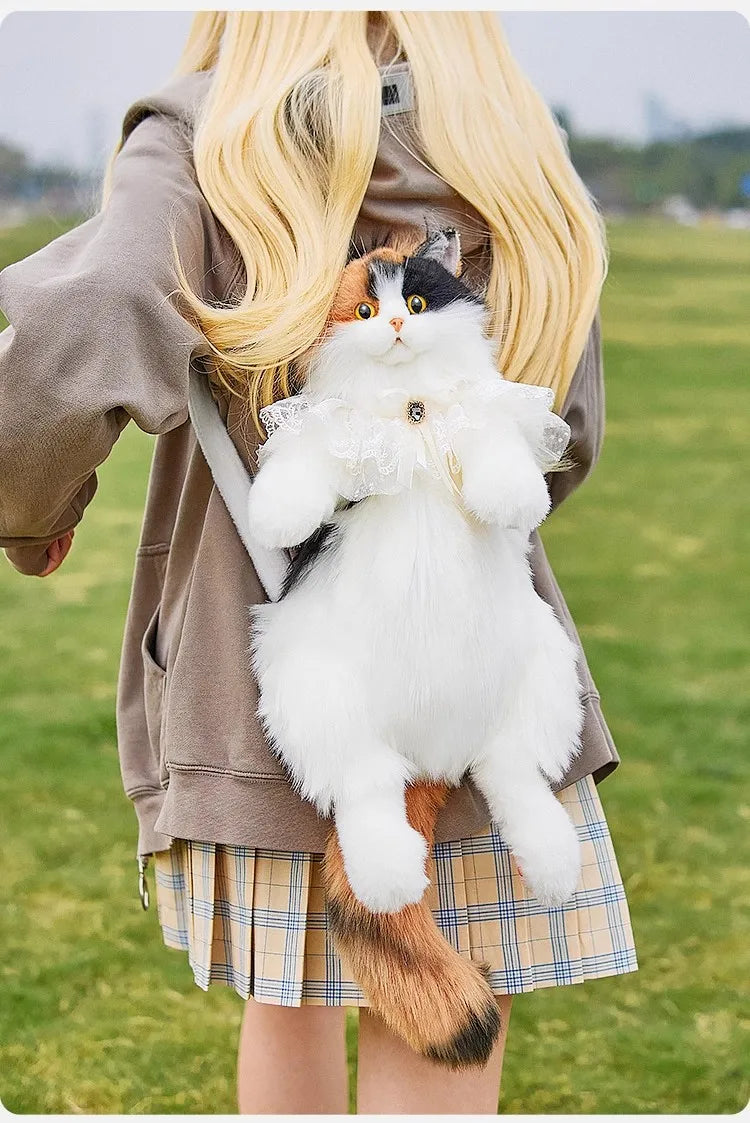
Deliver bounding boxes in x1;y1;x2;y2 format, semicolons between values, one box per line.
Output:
189;226;584;1069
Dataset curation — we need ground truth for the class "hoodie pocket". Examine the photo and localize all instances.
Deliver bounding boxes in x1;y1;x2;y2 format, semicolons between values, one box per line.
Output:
141;599;168;788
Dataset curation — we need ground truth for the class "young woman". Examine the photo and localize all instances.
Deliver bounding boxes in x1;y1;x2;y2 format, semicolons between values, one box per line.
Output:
0;11;637;1114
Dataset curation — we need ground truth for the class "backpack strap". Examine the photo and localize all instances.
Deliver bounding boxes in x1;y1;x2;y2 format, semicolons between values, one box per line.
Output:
187;368;288;602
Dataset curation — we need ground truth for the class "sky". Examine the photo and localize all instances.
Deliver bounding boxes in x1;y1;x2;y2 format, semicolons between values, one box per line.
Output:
0;11;749;171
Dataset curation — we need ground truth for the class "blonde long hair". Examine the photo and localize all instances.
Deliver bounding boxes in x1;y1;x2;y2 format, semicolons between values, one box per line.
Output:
173;11;606;430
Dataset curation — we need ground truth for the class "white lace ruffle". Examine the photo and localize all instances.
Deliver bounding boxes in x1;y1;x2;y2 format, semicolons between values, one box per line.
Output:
259;377;570;502
469;379;571;470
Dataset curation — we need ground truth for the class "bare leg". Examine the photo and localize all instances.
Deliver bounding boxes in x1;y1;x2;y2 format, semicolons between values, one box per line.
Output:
356;997;512;1114
237;1000;349;1115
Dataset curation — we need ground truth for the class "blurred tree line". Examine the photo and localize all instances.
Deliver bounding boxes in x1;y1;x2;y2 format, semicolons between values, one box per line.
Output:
0;139;79;200
553;107;750;212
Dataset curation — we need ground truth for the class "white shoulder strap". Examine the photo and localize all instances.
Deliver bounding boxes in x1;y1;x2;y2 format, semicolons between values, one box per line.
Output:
187;368;287;602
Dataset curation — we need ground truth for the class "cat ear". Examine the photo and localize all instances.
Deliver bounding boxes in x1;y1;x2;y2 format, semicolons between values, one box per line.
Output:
414;227;462;276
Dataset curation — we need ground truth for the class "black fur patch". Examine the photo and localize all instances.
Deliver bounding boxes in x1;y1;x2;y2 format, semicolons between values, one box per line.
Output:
367;254;484;311
280;523;339;599
425;1000;502;1069
403;254;484;310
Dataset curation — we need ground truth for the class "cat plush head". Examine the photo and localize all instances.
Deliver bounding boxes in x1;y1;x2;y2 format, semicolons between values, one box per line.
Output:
303;227;493;402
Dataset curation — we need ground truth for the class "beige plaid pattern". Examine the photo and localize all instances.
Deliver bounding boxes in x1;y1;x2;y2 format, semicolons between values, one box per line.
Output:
153;774;637;1004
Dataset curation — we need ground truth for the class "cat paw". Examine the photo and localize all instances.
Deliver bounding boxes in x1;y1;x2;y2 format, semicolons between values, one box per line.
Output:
248;471;334;549
341;821;430;914
514;809;581;908
463;463;551;531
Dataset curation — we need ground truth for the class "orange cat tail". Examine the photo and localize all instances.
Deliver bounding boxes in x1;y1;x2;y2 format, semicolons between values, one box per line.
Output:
322;782;501;1068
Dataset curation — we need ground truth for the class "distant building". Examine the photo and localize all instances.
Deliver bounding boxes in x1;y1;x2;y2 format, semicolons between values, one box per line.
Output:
661;195;700;226
724;208;750;229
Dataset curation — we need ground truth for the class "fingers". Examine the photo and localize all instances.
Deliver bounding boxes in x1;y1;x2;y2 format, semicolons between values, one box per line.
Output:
38;529;75;577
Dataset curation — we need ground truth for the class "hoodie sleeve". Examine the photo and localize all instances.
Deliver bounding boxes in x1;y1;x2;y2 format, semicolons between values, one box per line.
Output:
547;310;605;513
0;104;219;576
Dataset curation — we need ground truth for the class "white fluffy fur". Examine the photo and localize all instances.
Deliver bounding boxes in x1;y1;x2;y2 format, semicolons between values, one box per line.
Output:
248;244;584;913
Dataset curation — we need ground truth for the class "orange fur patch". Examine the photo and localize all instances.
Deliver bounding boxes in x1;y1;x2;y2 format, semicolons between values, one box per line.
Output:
328;229;428;327
328;258;372;325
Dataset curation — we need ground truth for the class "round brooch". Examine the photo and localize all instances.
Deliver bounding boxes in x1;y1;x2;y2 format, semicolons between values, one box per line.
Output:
406;399;426;425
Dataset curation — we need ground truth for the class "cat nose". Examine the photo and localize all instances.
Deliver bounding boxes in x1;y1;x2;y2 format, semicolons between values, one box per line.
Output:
389;317;404;333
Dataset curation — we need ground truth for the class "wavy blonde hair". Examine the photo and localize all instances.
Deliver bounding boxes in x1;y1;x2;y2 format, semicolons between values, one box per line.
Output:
173;11;606;431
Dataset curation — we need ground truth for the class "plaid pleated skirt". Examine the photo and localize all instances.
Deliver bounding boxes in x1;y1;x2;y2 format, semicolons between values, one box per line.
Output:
153;774;637;1004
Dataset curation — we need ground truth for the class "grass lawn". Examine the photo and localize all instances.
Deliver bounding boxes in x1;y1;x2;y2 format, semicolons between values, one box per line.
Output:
0;216;748;1114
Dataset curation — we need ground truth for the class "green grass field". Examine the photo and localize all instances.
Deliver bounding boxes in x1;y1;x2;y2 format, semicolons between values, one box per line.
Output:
1;216;748;1114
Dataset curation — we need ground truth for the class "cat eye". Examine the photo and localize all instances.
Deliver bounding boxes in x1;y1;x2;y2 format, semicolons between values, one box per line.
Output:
407;294;427;314
355;302;376;320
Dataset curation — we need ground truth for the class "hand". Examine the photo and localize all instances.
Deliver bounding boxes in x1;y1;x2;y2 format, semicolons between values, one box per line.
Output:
38;530;75;577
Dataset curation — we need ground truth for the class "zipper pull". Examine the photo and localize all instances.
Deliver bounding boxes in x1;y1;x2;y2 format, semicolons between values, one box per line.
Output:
137;855;150;911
